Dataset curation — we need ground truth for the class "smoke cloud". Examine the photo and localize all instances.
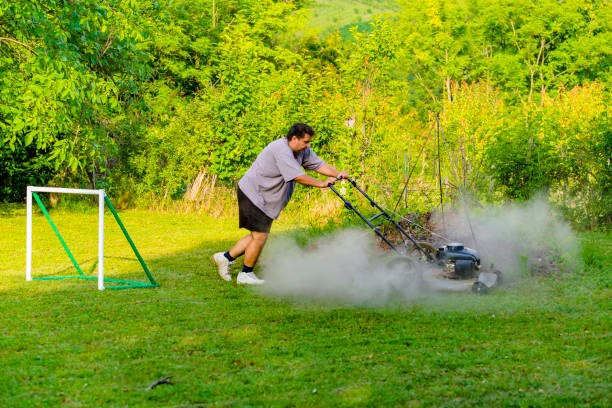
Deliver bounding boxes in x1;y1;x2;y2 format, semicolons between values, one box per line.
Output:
259;229;426;305
259;198;579;305
436;198;580;280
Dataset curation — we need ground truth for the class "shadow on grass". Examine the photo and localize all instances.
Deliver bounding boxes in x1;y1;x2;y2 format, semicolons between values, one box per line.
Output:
0;203;25;217
10;229;312;293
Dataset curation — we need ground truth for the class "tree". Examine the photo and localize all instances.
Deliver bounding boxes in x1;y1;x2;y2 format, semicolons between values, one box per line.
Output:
0;0;150;199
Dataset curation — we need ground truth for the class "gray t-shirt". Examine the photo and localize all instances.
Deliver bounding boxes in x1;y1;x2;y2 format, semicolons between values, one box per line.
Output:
238;138;325;219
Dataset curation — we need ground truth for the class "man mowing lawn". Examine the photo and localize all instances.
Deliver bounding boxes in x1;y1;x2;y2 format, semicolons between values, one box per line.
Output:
213;123;350;285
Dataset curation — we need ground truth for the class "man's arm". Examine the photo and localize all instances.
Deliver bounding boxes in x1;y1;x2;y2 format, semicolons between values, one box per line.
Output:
294;174;336;188
315;163;350;180
293;164;351;188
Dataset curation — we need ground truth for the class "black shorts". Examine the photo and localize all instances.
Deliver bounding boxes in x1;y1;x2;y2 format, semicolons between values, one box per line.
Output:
237;187;273;233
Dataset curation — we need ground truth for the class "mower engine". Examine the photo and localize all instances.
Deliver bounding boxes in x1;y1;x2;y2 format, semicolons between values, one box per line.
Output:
436;243;480;279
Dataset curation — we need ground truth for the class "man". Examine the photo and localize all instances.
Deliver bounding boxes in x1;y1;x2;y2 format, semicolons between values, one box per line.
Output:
213;123;350;284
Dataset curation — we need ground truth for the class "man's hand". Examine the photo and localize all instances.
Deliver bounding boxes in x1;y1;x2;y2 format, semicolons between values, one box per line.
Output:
296;168;351;188
323;177;338;187
337;171;350;180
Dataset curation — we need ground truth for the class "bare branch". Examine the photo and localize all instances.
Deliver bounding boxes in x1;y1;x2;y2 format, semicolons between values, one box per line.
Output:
510;21;521;52
535;37;546;68
414;71;439;105
0;37;37;54
95;30;115;66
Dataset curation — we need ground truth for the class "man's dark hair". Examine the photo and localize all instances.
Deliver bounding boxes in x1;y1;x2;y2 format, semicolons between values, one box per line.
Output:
286;123;315;141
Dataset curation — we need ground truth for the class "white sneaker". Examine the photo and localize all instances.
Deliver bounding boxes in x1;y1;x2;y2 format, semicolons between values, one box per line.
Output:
212;252;233;281
237;272;265;285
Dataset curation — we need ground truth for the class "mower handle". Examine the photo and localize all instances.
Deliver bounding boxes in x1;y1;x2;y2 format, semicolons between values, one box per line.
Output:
327;176;436;262
327;175;345;187
327;175;357;188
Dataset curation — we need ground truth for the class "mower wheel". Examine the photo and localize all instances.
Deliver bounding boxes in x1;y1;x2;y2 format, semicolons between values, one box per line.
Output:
408;242;437;263
386;256;416;271
494;269;503;285
386;256;422;292
386;256;422;279
472;281;488;295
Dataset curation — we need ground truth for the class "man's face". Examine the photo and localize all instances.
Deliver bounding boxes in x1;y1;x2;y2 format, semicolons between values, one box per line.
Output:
289;134;312;153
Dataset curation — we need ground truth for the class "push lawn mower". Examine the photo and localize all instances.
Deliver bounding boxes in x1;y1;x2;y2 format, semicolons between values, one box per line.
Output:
328;177;502;294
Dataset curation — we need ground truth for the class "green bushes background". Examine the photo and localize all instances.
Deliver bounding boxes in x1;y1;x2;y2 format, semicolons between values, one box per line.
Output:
1;0;610;228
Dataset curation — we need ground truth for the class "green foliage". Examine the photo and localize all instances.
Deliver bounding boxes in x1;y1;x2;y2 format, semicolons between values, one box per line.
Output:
0;0;151;193
122;0;325;197
437;83;507;201
580;233;610;271
396;0;612;106
0;0;609;228
487;83;611;228
0;142;54;202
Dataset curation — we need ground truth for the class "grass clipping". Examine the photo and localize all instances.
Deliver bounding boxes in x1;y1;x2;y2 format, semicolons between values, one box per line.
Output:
260;199;580;305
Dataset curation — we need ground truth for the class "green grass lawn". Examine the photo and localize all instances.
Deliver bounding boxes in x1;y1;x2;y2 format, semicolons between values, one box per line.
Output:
0;204;610;407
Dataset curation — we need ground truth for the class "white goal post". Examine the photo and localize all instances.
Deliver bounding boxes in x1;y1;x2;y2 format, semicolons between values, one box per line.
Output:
26;186;158;291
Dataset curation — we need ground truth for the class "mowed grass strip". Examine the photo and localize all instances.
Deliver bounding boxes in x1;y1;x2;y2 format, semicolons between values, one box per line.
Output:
0;206;610;407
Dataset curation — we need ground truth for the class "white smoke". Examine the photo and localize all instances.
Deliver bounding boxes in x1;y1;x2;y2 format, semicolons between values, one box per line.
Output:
435;198;580;280
259;198;579;305
259;229;426;306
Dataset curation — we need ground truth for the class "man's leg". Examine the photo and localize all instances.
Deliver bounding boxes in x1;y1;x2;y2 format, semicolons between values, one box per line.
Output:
236;231;268;285
213;232;268;283
213;234;251;282
243;231;268;268
228;234;252;259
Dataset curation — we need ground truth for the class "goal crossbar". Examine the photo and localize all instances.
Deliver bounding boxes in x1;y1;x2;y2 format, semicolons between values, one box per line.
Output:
26;186;159;290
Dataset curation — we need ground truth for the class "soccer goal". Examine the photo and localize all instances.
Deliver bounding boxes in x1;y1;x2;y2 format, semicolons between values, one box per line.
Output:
26;186;159;290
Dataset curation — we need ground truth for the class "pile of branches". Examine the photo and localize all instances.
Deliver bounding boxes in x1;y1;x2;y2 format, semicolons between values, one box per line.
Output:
378;211;438;249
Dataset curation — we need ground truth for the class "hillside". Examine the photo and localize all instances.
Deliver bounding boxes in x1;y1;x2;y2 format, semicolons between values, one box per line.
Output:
308;0;399;38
